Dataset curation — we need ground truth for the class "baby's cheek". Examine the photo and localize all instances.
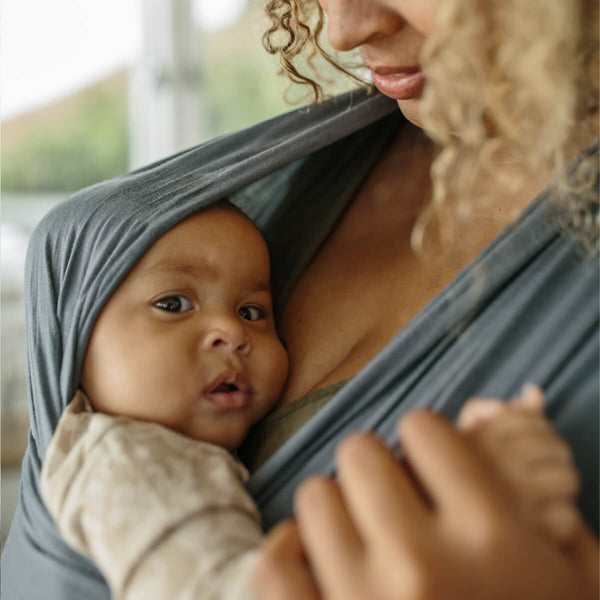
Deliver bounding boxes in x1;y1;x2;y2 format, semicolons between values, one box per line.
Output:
273;342;290;391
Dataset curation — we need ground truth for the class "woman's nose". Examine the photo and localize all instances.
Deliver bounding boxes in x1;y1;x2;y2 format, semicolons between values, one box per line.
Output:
201;318;251;356
319;0;404;51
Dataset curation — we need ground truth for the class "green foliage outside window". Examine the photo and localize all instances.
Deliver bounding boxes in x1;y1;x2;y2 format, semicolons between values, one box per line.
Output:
1;3;355;194
2;79;129;192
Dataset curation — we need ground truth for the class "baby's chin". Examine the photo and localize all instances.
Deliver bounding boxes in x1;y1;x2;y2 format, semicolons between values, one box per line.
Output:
205;431;246;453
223;435;246;453
183;421;249;452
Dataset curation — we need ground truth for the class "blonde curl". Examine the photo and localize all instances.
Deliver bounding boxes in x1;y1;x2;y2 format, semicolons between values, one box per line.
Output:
263;0;599;253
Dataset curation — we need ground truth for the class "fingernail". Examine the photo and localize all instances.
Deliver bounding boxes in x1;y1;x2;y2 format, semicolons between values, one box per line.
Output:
520;383;545;411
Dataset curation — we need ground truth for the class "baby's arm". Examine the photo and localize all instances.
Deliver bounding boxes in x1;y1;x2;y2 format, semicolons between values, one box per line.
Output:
41;392;261;600
458;385;584;546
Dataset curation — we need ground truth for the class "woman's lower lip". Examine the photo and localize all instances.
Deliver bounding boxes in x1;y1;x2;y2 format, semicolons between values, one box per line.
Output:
370;70;425;101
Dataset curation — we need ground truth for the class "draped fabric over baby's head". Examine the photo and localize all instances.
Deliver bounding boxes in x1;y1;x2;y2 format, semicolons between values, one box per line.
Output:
25;90;397;462
3;91;400;599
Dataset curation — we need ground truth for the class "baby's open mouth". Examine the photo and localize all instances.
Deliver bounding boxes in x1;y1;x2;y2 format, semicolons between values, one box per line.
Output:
205;371;252;409
212;382;240;393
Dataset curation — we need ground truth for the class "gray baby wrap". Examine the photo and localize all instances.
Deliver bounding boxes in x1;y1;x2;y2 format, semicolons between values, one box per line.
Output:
2;89;598;600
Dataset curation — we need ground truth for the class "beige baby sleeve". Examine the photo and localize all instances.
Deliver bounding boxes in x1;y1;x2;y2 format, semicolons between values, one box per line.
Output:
41;392;263;600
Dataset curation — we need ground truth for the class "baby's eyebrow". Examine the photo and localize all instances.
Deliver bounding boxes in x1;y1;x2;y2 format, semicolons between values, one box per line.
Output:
139;259;272;294
140;259;217;280
247;280;272;294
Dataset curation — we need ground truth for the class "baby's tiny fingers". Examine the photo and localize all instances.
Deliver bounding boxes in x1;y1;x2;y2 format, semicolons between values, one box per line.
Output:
457;398;508;430
514;384;545;413
526;459;581;500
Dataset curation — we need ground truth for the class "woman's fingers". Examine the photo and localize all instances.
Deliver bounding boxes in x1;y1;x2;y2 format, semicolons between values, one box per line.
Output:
279;410;598;600
398;411;513;519
334;432;430;544
461;403;582;545
253;519;321;600
294;475;364;599
293;437;437;600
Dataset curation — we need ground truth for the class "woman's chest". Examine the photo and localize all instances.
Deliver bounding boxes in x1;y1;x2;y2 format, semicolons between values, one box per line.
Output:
276;196;459;406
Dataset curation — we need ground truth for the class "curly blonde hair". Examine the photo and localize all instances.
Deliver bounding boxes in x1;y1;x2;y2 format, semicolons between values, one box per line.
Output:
263;0;366;101
263;0;599;253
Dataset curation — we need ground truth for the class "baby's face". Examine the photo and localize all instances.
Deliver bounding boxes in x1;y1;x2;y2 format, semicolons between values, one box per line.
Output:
81;204;289;450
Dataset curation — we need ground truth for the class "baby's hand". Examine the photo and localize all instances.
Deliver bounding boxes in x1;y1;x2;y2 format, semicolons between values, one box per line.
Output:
458;385;583;546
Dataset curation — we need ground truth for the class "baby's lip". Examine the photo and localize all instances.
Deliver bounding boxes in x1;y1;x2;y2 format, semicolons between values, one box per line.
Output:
204;371;252;410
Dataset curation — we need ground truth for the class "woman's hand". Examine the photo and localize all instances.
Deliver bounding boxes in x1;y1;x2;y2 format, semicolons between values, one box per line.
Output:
254;410;599;600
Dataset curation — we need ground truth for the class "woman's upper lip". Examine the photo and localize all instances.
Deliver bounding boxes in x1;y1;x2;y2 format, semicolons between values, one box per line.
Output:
367;64;422;76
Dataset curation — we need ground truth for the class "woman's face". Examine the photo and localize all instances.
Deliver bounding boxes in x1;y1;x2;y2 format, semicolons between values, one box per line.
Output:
318;0;436;127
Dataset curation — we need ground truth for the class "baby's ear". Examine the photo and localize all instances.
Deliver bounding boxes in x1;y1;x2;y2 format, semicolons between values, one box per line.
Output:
512;384;545;414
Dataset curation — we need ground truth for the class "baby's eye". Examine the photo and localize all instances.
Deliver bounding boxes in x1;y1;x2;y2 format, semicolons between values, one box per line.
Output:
154;296;194;313
238;305;265;321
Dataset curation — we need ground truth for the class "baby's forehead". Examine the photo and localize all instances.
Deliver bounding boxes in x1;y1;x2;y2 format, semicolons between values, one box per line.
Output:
128;205;271;287
159;204;264;248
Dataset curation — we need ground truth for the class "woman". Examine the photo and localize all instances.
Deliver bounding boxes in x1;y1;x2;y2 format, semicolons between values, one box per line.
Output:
252;0;599;598
2;0;597;598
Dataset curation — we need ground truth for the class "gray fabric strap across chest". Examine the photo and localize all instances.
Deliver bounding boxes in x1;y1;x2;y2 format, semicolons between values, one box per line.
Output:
249;171;599;532
2;87;597;600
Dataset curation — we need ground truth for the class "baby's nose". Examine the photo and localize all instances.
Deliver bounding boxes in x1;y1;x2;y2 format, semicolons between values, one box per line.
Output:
202;319;250;355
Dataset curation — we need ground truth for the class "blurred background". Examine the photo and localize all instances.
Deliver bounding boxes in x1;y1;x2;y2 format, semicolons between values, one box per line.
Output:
1;0;356;548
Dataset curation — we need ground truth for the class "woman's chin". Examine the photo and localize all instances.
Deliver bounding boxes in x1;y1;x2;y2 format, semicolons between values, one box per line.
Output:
397;99;423;128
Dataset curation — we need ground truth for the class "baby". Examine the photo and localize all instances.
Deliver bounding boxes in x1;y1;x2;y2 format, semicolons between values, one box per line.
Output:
41;202;584;600
77;200;288;452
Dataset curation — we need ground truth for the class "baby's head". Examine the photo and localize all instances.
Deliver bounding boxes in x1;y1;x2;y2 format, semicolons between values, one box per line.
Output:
80;201;289;450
